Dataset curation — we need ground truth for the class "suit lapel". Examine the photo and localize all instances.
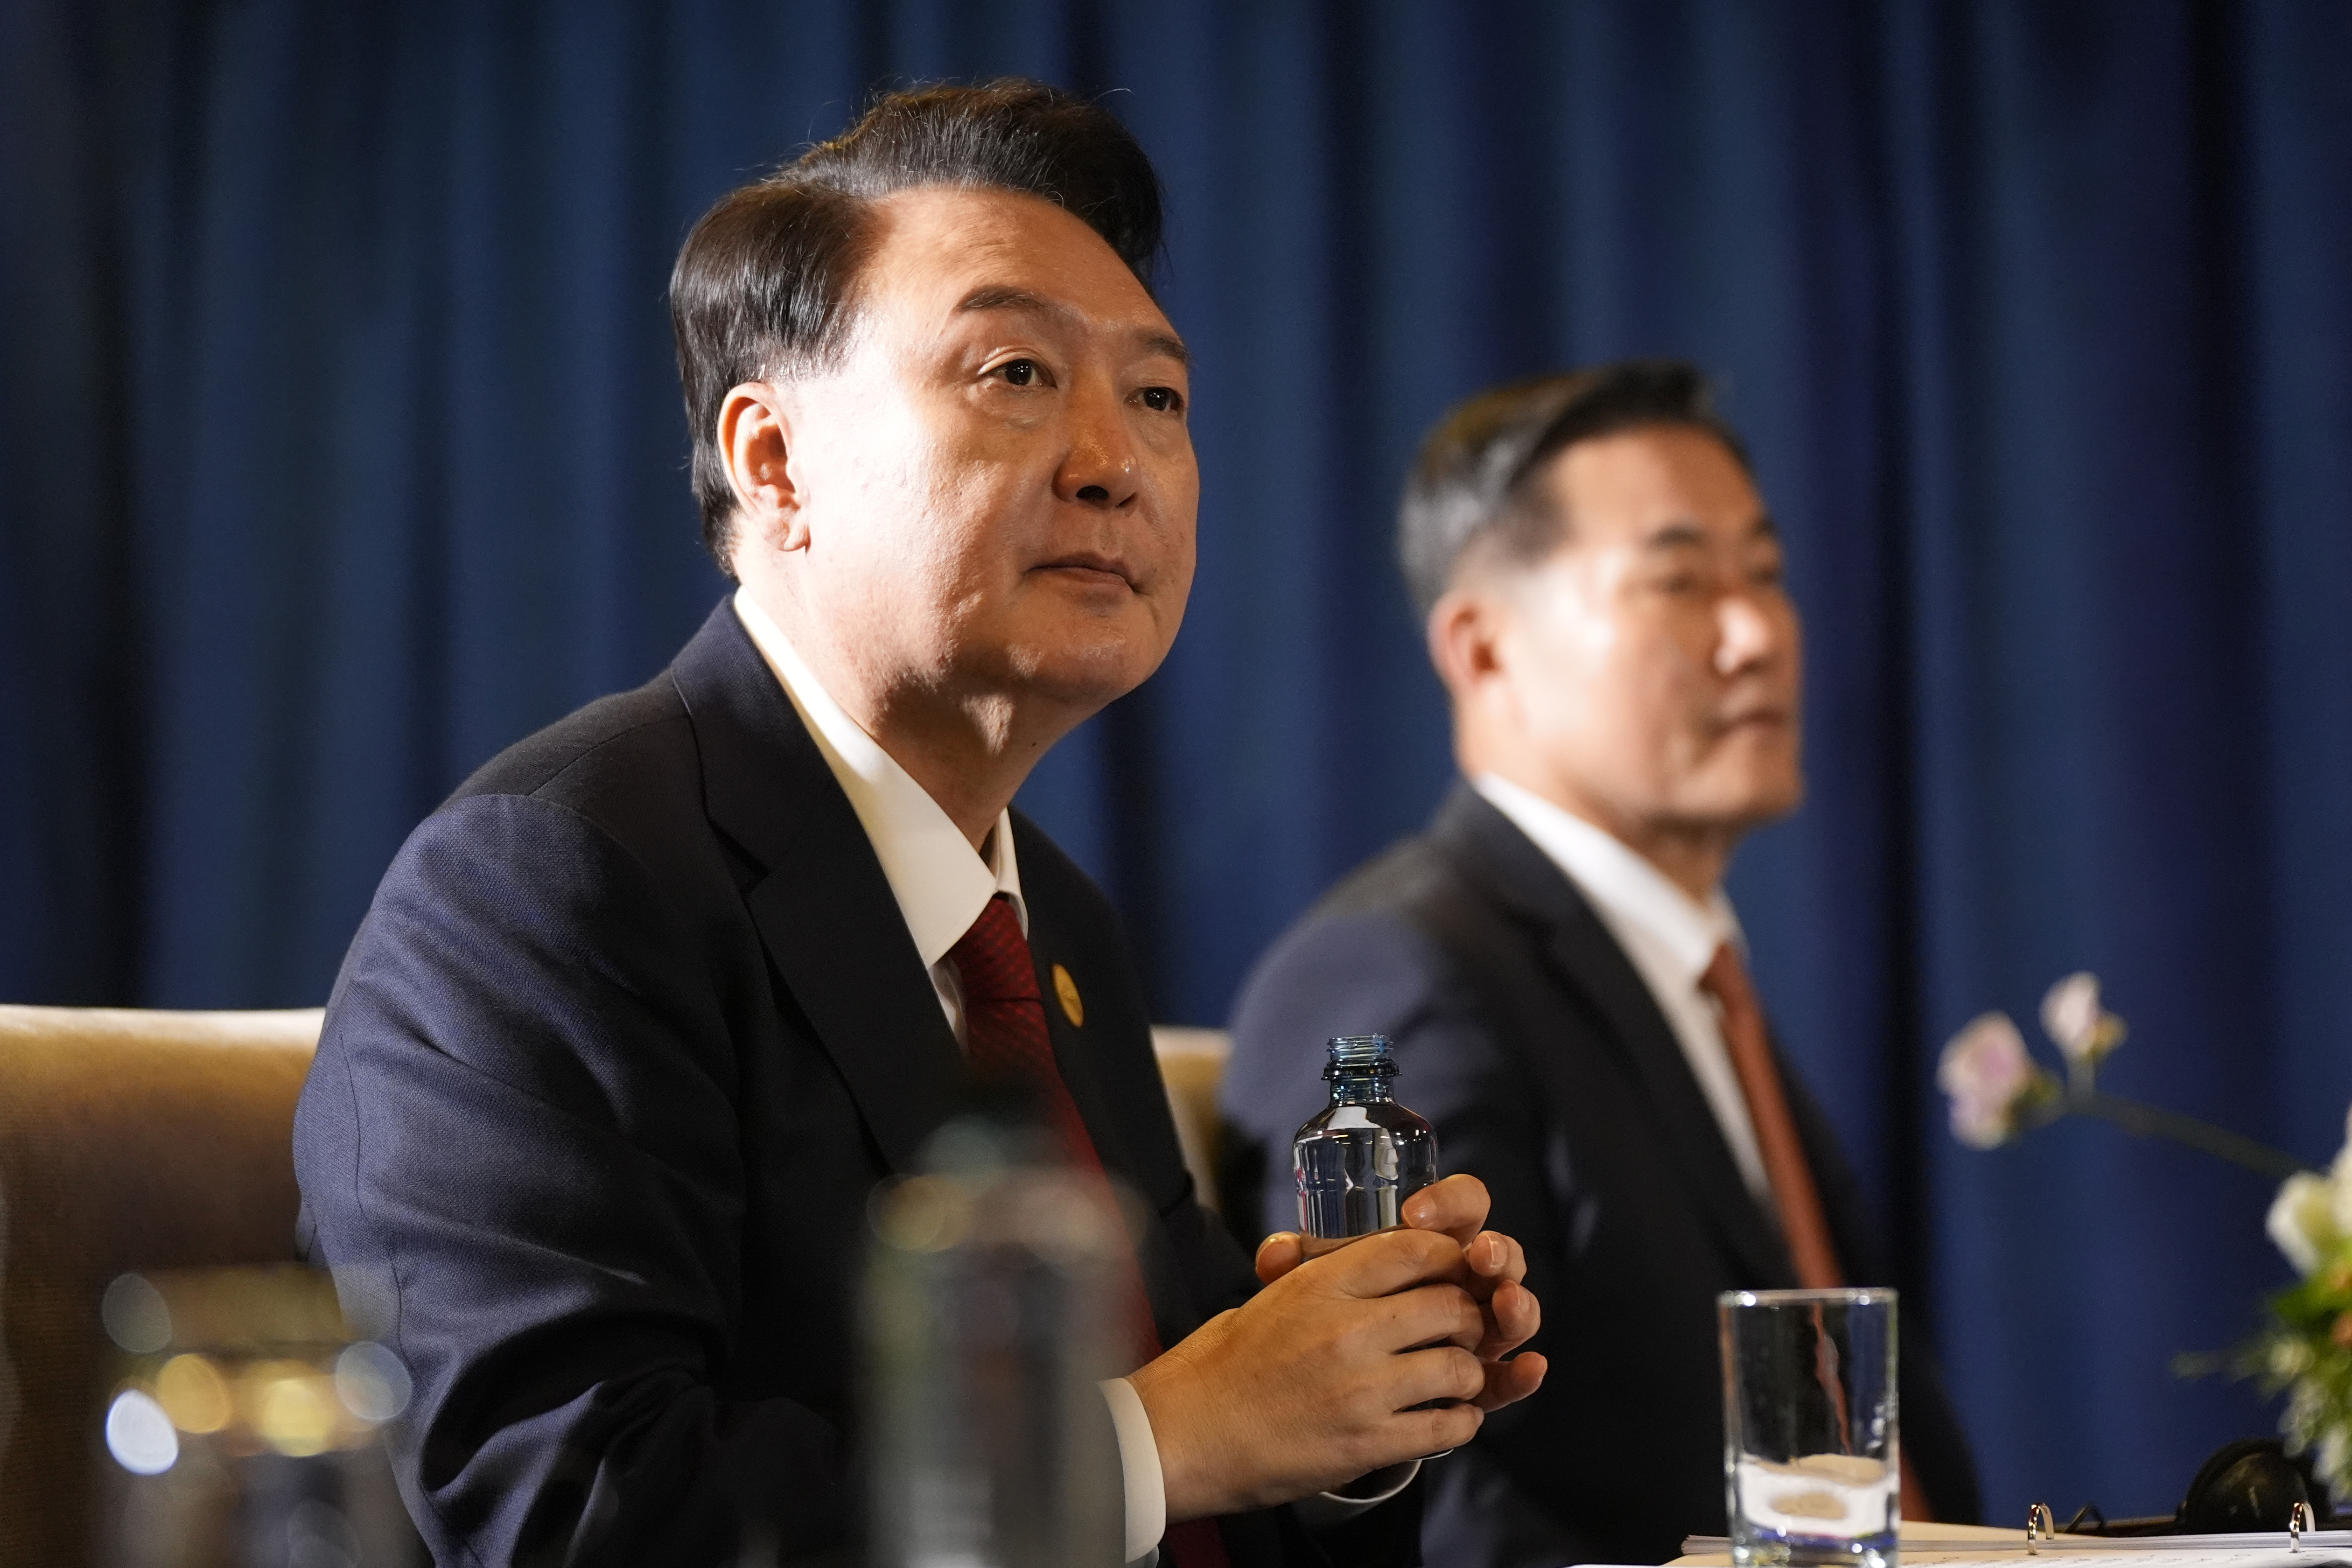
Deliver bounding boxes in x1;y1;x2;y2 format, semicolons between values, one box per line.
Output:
1432;785;1794;1286
1017;825;1207;1343
668;601;966;1174
1027;907;1135;1183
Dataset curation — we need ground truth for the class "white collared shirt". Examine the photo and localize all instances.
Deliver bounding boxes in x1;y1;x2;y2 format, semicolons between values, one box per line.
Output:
732;589;1171;1561
1472;773;1772;1203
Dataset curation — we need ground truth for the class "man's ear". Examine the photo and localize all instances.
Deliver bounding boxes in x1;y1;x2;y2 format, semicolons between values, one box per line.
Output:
717;382;808;560
1427;582;1508;706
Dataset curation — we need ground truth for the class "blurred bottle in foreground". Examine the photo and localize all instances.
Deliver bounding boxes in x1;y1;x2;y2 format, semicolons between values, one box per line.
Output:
1292;1035;1438;1252
95;1264;421;1568
863;1110;1128;1568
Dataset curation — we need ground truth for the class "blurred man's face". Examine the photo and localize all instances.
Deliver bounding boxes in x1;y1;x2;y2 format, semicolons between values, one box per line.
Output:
1487;424;1803;853
747;185;1197;730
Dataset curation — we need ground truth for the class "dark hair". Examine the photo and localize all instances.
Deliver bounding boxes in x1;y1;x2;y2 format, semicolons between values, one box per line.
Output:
670;79;1165;566
1395;359;1753;618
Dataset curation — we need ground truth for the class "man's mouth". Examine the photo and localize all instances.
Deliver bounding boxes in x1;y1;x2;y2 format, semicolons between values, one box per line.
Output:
1715;706;1792;735
1034;552;1136;588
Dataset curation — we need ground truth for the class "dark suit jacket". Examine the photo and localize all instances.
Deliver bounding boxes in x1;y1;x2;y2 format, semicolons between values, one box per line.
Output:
1220;785;1982;1568
293;601;1410;1568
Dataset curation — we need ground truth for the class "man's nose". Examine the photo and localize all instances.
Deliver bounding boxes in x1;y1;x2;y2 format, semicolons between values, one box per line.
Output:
1057;381;1140;509
1714;591;1785;675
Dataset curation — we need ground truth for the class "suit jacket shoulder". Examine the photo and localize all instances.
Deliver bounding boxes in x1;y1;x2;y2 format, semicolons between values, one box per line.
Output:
450;673;683;801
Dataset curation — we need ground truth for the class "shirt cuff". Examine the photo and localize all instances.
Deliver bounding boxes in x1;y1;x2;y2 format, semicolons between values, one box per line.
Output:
1291;1460;1421;1529
1100;1377;1166;1565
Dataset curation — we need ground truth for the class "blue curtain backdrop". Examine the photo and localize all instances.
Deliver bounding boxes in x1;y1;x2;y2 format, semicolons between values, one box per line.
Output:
6;0;2351;1529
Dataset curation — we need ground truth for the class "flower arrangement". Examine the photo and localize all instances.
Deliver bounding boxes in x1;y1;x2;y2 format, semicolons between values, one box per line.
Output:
1938;973;2348;1498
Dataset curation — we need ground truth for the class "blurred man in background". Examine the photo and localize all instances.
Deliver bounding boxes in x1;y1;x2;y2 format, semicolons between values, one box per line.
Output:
1221;362;1981;1568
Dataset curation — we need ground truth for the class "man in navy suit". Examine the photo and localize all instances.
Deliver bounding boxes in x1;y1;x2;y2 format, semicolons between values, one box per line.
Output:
1221;364;1981;1568
294;82;1543;1568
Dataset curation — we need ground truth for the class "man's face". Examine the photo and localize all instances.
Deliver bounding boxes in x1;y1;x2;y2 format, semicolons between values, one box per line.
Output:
1489;424;1803;846
755;186;1197;728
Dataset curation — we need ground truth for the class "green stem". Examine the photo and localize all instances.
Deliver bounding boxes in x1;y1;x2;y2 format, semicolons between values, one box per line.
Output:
2065;1091;2315;1181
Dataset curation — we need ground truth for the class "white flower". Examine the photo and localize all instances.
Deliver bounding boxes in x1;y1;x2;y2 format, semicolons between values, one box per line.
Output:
2291;1105;2352;1259
1938;1013;2042;1149
2268;1170;2339;1276
2041;971;2121;1066
2332;1121;2352;1241
2318;1427;2352;1502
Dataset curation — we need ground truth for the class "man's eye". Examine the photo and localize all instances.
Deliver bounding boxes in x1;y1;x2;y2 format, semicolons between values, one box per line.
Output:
998;359;1041;387
1139;385;1185;413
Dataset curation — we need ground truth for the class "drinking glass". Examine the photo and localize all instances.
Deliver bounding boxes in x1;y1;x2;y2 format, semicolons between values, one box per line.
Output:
1720;1287;1899;1568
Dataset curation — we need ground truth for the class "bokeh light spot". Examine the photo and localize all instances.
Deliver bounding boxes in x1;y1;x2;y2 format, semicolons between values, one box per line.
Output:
105;1390;179;1474
155;1353;234;1433
254;1372;339;1457
101;1274;171;1354
333;1342;412;1422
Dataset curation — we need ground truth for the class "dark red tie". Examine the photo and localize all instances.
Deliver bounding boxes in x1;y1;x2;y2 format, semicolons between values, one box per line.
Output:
1701;942;1934;1522
949;894;1110;1174
949;894;1232;1568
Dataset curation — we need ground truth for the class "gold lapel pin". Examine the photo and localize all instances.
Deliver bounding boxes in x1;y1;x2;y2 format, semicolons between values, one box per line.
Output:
1050;963;1084;1028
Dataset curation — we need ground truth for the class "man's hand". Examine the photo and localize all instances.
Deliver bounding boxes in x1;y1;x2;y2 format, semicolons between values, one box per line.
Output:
1254;1173;1546;1413
1129;1176;1548;1520
1128;1226;1494;1520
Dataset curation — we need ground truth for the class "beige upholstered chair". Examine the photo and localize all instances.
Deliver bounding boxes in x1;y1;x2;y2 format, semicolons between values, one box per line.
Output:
1150;1026;1232;1214
0;1005;322;1568
0;1007;1226;1564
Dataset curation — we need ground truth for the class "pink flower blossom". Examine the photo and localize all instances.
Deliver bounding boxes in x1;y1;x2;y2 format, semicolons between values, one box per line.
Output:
2040;971;2122;1066
2041;973;2100;1058
1938;1012;2040;1149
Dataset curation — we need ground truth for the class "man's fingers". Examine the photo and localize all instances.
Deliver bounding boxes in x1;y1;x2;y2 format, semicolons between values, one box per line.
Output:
1475;1277;1541;1359
1347;1281;1484;1358
1312;1225;1469;1300
1380;1396;1484;1462
1254;1231;1304;1285
1470;1350;1548;1412
1391;1343;1488;1411
1467;1229;1526;1286
1399;1173;1491;1247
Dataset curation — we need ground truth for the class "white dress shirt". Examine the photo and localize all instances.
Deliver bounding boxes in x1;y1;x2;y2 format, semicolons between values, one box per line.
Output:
732;590;1172;1560
1472;774;1772;1203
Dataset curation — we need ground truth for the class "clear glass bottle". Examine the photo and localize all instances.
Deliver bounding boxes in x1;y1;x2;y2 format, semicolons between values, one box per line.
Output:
1292;1035;1438;1245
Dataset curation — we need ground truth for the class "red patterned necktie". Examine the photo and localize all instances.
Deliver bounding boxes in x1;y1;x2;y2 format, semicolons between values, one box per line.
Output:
948;894;1232;1568
1700;942;1934;1523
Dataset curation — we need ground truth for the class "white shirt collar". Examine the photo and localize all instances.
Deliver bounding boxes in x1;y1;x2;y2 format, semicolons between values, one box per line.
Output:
1473;775;1772;1203
1471;773;1740;985
731;587;1022;966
